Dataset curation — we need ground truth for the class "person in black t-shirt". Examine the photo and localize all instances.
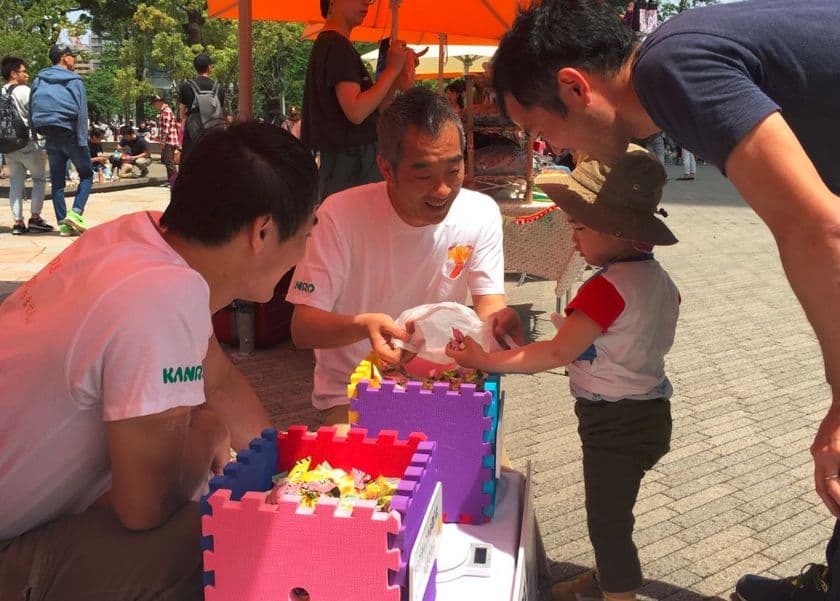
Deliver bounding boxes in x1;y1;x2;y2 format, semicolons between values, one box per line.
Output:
302;0;418;200
491;2;840;600
112;125;151;178
178;53;225;159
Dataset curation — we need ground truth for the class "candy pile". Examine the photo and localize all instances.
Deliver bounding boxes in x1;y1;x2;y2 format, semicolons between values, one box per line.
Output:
378;362;488;392
265;457;399;512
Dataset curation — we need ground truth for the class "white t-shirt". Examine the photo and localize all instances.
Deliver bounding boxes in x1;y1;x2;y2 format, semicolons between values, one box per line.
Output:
286;182;505;410
1;82;30;127
564;256;680;400
0;211;212;541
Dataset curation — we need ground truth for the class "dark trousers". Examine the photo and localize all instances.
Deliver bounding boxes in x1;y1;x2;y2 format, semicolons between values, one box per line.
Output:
825;521;840;599
318;142;382;200
161;144;178;184
575;396;672;593
44;133;93;223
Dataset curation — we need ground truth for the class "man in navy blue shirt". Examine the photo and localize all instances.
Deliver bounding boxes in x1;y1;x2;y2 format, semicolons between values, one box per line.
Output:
491;1;840;600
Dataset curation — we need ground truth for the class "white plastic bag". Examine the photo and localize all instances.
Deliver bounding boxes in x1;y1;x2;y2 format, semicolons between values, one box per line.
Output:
393;302;502;365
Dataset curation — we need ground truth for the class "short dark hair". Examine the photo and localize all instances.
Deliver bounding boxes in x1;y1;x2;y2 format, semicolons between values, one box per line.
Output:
90;128;103;138
377;87;465;170
161;122;318;245
1;56;25;81
119;125;134;136
493;0;636;117
445;80;465;108
193;52;212;74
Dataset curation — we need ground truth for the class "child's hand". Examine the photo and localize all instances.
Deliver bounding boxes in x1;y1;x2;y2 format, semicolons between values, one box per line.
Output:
445;328;487;369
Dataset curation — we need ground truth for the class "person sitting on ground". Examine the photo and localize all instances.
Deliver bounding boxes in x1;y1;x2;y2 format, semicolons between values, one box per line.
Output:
88;128;108;183
0;122;318;600
286;87;524;431
447;145;680;601
112;125;151;178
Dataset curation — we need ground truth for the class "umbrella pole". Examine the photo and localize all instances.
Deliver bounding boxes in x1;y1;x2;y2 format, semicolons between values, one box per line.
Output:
237;0;253;120
390;0;401;41
437;33;447;94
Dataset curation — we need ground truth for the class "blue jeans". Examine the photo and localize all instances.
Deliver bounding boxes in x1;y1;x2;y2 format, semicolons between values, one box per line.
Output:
45;134;93;223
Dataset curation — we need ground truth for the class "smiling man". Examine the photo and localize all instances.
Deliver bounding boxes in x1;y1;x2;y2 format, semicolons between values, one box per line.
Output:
0;123;318;600
288;87;523;427
491;1;840;599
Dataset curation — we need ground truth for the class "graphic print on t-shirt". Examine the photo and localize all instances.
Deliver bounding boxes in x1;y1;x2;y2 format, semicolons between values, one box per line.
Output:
444;244;474;279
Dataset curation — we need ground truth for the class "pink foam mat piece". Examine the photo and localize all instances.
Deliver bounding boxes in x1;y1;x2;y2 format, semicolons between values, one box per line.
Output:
352;380;494;523
203;490;401;601
203;427;439;601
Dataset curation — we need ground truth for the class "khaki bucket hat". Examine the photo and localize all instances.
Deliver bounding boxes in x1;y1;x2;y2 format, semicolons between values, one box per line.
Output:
535;144;677;246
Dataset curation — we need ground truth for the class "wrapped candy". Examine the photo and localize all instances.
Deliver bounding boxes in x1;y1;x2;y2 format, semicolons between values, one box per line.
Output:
265;457;398;512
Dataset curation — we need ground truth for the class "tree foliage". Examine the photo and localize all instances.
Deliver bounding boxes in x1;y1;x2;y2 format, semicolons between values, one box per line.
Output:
0;0;80;72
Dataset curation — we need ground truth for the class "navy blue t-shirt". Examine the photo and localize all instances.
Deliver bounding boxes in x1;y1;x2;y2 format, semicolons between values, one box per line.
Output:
633;0;840;192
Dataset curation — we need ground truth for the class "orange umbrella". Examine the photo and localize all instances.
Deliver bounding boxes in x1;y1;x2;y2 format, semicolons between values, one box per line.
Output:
208;0;527;42
299;21;499;46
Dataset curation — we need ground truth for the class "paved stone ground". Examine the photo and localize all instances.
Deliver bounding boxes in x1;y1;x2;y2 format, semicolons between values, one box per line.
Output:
1;164;832;599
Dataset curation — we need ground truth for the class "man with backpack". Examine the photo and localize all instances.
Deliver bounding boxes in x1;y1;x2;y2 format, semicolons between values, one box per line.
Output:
30;44;93;237
178;52;225;160
1;56;53;235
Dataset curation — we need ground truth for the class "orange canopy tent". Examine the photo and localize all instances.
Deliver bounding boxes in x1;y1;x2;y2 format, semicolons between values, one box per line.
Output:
299;21;500;46
207;0;528;117
208;0;527;43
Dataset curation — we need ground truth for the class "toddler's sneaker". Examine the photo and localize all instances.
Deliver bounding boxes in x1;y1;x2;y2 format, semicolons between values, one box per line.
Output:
59;224;77;237
27;216;54;232
63;210;88;234
11;222;28;235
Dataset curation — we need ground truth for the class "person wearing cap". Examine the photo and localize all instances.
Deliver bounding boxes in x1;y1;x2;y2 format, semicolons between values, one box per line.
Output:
30;43;92;237
447;145;680;601
150;94;180;185
178;52;224;159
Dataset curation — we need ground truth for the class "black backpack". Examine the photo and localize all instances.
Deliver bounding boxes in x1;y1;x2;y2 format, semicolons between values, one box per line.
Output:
0;84;29;153
187;79;224;129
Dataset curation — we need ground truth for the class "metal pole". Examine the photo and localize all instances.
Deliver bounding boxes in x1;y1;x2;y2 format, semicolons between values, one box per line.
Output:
390;0;401;41
437;33;446;94
238;0;253;120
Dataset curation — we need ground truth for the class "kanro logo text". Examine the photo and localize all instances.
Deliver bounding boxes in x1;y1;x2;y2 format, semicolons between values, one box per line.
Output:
294;280;315;293
162;365;204;384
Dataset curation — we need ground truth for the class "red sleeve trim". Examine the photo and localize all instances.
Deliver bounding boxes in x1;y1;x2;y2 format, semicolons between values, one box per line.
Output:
564;274;625;332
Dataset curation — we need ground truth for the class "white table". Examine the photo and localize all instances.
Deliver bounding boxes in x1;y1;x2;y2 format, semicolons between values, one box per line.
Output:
435;465;539;601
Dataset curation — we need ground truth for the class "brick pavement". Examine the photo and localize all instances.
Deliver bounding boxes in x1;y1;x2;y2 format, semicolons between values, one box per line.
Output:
0;163;832;599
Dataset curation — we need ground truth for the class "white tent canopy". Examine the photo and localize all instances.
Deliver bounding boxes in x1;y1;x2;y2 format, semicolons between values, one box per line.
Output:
361;44;497;79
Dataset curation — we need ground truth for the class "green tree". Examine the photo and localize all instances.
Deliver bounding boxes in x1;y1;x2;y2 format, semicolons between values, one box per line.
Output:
0;0;78;72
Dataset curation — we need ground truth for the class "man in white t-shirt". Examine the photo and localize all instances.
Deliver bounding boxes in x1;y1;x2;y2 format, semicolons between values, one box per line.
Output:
287;87;523;426
0;123;318;600
1;55;53;235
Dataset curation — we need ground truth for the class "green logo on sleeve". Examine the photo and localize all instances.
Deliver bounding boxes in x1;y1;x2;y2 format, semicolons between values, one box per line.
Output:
162;365;204;384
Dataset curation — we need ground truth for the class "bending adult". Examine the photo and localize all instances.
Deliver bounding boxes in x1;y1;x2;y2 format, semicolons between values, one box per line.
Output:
302;0;416;200
0;123;318;600
491;1;840;598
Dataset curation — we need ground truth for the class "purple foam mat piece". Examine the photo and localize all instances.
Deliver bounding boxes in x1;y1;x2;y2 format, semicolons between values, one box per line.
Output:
353;380;493;523
390;440;439;591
